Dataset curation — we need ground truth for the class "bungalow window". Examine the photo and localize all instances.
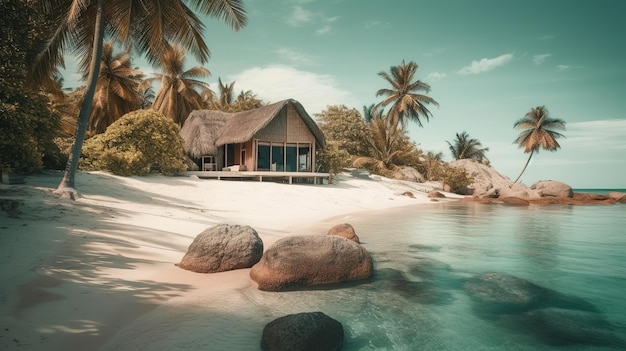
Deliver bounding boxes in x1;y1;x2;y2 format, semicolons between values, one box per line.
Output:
298;145;311;171
256;141;313;172
285;144;297;172
257;143;271;170
271;145;284;171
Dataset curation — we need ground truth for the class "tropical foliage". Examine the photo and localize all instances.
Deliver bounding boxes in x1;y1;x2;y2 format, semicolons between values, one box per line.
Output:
1;0;61;174
513;106;566;183
149;44;212;126
29;0;247;194
446;131;489;163
81;110;187;176
88;41;144;134
375;60;439;130
316;105;371;157
208;78;265;112
352;114;422;177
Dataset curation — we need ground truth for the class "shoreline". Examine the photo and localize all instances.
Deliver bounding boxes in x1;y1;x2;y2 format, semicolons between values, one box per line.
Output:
1;171;454;350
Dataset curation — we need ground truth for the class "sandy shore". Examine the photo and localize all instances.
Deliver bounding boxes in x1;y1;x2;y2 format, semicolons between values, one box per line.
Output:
0;171;458;350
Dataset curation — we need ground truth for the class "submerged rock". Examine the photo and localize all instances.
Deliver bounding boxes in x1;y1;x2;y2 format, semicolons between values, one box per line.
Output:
261;312;344;351
250;235;372;291
520;307;624;347
177;224;263;273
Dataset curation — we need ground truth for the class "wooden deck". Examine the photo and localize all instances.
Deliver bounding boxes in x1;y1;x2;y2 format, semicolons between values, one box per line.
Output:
185;171;330;184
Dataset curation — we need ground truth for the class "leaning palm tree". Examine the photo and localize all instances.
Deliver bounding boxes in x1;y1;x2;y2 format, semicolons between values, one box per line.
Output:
512;106;566;183
446;131;489;163
88;41;143;134
375;60;439;130
149;44;212;126
29;0;246;197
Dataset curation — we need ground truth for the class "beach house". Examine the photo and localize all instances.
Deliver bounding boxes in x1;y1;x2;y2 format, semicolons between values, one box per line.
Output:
180;99;328;183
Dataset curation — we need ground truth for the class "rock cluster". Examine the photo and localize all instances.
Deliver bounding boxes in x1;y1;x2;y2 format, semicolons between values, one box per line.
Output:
177;222;366;349
450;159;625;205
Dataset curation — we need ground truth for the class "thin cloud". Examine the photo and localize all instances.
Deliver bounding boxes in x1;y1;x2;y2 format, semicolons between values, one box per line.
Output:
565;119;626;151
540;35;555;40
533;53;552;64
458;53;514;75
276;47;317;66
426;72;447;82
229;65;358;115
287;5;315;26
364;20;382;28
316;25;332;35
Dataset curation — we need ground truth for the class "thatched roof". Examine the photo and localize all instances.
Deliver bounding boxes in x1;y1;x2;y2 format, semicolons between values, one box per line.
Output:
180;99;326;158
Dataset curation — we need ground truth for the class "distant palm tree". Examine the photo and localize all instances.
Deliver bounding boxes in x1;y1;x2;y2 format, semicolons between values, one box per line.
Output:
30;0;246;196
149;44;212;126
217;78;235;108
512;106;566;183
362;104;376;123
446;131;489;163
88;41;143;134
352;113;419;176
375;60;439;129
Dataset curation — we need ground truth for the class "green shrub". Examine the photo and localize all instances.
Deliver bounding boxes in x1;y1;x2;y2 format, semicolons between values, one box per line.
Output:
81;110;187;176
315;141;352;177
430;162;473;193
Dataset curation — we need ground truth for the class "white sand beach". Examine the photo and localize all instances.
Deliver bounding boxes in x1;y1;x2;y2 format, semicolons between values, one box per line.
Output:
0;171;458;350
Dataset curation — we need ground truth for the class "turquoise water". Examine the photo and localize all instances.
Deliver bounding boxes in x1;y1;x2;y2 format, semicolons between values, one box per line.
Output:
294;202;626;350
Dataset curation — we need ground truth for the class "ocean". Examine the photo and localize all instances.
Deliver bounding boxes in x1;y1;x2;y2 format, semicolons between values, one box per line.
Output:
278;199;626;350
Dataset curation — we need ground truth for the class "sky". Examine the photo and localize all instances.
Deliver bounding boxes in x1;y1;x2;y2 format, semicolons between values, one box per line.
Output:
63;0;626;188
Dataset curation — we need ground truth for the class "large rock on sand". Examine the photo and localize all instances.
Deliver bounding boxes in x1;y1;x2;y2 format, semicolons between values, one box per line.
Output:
250;235;372;291
449;159;538;198
532;180;573;198
177;224;263;273
261;312;344;351
327;223;360;243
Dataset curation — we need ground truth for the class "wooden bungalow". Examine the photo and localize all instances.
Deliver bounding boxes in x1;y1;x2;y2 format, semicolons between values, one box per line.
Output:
180;99;329;183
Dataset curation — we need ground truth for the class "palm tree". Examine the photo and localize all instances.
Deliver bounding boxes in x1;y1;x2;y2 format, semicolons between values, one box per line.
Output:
149;44;212;126
446;131;489;163
375;60;439;130
362;103;376;123
88;41;143;134
512;106;566;183
30;0;246;197
352;113;420;176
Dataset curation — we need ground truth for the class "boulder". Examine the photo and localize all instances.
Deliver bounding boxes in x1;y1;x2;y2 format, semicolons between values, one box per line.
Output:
428;190;445;198
532;180;573;198
449;159;530;197
327;223;360;243
392;166;425;183
608;192;626;203
261;312;344;351
250;235;372;291
177;224;263;273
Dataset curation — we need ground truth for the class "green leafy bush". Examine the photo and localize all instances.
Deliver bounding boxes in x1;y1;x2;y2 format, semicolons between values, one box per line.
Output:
81;110;187;176
430;162;473;193
315;141;352;178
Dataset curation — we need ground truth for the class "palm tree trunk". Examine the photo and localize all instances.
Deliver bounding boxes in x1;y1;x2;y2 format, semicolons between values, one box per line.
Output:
513;150;534;183
55;0;106;199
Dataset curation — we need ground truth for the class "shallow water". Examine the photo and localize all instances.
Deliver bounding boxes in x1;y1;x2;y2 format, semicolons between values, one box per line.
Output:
102;201;626;350
282;202;626;350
